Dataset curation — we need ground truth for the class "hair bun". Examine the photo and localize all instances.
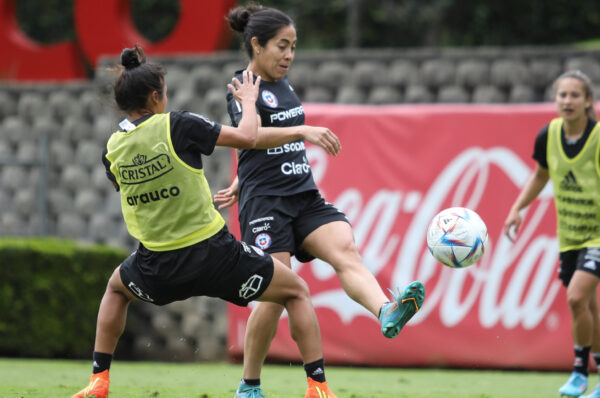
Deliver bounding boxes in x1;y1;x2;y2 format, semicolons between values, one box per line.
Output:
121;48;142;69
227;7;252;32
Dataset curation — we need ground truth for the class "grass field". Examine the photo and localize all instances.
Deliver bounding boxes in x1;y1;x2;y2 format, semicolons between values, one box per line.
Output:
0;358;574;398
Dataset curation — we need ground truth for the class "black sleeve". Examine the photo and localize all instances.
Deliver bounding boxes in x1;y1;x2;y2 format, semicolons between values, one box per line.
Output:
532;124;549;169
226;72;261;127
102;149;119;192
226;89;242;127
170;111;221;156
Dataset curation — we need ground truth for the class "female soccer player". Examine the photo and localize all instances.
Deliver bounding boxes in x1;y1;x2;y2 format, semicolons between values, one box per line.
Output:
215;5;425;397
504;70;600;398
71;45;337;398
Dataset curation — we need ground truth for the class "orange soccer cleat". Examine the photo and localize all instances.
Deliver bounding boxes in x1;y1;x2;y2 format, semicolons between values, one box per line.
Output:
305;377;338;398
71;370;110;398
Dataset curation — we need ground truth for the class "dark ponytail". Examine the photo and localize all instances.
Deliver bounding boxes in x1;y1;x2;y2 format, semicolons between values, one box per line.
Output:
112;45;166;113
227;4;294;59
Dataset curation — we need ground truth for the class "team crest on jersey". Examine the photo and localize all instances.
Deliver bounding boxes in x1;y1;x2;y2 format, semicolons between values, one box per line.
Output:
255;233;272;249
261;90;278;108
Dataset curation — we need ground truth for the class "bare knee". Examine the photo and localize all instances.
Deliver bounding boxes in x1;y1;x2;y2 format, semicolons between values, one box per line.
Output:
567;290;589;315
106;266;134;302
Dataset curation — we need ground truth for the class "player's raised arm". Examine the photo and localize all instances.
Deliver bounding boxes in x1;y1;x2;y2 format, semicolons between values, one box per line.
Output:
216;70;261;149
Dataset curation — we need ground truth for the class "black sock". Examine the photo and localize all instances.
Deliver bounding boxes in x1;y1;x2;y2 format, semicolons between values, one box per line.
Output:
304;358;326;383
242;378;260;386
574;345;591;376
92;351;113;374
593;352;600;373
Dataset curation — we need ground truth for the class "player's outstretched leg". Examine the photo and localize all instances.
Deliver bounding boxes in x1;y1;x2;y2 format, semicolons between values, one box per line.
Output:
559;371;588;397
234;380;265;398
71;370;110;398
581;381;600;398
305;377;337;398
379;281;425;338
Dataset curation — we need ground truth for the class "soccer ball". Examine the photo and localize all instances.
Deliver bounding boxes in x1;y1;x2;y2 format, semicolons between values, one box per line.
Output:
426;207;488;268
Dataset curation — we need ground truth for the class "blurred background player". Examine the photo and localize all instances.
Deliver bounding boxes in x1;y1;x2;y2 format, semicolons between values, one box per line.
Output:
72;45;337;398
215;4;425;397
504;70;600;398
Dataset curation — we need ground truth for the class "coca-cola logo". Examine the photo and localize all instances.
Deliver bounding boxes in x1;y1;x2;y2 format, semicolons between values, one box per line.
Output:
274;145;563;330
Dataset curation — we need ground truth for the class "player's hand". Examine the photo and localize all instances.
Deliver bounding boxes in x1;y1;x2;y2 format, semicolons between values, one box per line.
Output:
503;209;521;243
214;180;239;210
302;126;341;156
228;70;261;104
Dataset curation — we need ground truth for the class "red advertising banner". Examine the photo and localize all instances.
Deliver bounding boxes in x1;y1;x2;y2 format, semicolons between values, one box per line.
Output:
0;0;234;81
227;103;579;370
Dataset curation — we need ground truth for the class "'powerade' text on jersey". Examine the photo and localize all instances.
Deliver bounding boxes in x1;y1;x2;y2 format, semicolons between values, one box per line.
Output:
226;71;317;211
547;117;600;251
106;113;225;251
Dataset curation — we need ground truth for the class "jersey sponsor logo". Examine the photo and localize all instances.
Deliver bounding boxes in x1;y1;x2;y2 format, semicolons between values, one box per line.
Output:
239;274;264;299
560;170;583;192
126;186;181;206
249;216;274;225
255;233;272;249
267;141;306;155
281;155;311;175
262;90;278;108
118;153;174;185
252;222;271;233
128;281;154;302
269;105;304;123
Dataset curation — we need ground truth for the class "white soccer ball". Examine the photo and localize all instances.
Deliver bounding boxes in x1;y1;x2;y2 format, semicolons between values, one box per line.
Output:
426;207;488;268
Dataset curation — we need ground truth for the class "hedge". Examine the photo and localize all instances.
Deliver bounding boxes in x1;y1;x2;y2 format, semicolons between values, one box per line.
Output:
0;238;128;358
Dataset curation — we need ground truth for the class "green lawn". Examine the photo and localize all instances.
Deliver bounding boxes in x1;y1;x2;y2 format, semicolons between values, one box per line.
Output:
0;358;575;398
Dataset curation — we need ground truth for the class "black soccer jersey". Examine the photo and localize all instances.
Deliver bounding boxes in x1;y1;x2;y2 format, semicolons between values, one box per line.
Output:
226;70;317;211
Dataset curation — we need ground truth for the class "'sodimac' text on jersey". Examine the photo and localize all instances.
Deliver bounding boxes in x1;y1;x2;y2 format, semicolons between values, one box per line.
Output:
226;72;317;211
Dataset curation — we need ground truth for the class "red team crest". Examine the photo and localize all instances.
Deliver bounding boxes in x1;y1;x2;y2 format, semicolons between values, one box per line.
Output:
261;90;279;108
255;233;272;250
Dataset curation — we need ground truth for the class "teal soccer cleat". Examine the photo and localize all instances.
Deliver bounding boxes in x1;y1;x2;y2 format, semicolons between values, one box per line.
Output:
582;382;600;398
378;281;425;338
559;372;588;397
235;381;265;398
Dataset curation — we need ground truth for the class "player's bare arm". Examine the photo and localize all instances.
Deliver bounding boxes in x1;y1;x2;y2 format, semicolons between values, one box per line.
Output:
255;125;341;155
503;164;550;242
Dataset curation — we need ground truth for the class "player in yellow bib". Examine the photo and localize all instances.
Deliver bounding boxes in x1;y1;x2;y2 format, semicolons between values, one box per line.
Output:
72;45;337;398
504;70;600;398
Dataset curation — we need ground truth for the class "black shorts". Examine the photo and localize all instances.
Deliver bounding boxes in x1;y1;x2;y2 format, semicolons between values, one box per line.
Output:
559;247;600;287
119;227;274;306
239;190;348;262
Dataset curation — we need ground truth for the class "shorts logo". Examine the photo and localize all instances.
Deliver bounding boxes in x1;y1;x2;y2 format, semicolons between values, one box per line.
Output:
240;241;252;254
239;274;264;299
262;90;278;108
251;246;265;256
584;260;597;271
255;233;272;249
128;281;154;302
